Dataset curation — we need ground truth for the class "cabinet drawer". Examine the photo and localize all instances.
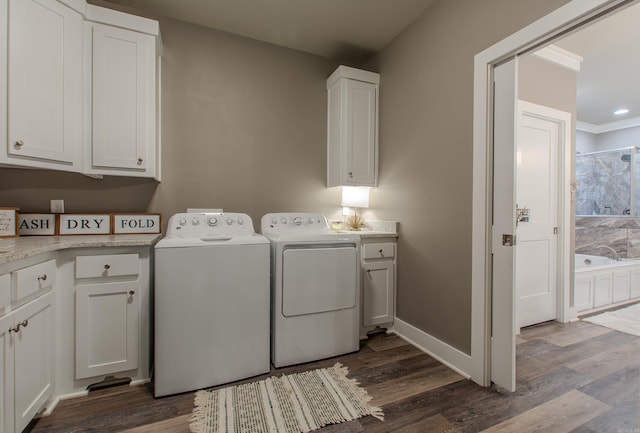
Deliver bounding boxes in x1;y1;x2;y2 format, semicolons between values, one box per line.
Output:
76;254;139;278
0;273;10;309
13;259;56;301
363;242;395;260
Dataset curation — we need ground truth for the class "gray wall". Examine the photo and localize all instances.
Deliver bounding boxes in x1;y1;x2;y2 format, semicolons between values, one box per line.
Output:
0;17;345;227
577;129;597;153
0;0;573;355
364;0;570;353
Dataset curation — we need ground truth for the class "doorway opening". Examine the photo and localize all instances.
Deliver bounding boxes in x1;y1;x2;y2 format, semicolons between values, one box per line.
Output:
471;0;640;391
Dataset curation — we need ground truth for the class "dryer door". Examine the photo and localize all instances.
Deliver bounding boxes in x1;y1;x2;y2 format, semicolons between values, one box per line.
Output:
282;245;357;317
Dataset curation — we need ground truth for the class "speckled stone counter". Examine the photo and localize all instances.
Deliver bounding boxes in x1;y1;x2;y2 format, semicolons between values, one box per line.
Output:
330;220;399;239
0;234;163;265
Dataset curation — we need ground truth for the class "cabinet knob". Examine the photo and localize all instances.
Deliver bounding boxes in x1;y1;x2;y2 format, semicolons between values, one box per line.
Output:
15;140;24;148
348;171;353;178
104;264;111;270
378;249;384;256
129;290;135;296
137;157;143;164
38;274;47;281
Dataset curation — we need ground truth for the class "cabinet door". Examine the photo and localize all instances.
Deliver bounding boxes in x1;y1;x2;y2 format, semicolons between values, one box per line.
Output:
7;0;82;167
75;281;139;379
574;276;593;312
593;274;612;308
344;79;377;186
90;23;155;172
362;262;394;327
0;314;15;433
13;292;54;433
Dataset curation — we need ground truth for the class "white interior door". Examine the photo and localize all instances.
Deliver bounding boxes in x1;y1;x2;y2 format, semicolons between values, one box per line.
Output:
516;101;561;329
490;58;518;392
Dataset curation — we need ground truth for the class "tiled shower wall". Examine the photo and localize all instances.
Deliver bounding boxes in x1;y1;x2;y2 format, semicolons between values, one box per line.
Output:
575;216;640;258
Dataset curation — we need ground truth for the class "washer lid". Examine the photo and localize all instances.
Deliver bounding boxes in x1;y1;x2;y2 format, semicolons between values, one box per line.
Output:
155;233;269;248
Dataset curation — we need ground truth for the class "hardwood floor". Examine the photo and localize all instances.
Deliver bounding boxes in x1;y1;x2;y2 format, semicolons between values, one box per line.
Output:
27;320;639;433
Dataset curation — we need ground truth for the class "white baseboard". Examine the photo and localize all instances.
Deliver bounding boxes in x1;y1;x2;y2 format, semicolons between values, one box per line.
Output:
392;317;473;380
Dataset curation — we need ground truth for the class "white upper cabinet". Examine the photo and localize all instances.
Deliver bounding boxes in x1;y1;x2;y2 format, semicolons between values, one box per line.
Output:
84;5;160;179
4;0;83;171
0;1;161;179
327;66;379;187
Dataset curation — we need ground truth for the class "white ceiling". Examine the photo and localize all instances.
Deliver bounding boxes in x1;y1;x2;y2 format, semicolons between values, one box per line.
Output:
552;2;640;127
99;0;640;129
98;0;437;65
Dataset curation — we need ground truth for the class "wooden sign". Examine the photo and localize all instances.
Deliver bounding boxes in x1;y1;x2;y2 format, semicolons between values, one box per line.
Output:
58;214;111;235
18;214;56;236
112;213;162;234
0;208;19;238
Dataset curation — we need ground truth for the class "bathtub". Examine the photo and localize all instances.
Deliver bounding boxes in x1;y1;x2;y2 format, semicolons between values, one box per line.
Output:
574;254;640;314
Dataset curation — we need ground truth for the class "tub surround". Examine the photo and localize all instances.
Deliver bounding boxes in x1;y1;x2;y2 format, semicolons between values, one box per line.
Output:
575;216;640;258
0;234;162;265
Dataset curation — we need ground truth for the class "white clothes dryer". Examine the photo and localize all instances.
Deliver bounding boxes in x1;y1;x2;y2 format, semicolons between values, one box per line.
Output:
261;213;360;368
154;212;270;397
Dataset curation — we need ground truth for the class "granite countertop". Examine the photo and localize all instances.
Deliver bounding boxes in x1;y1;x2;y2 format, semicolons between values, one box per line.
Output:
330;220;399;239
0;234;163;265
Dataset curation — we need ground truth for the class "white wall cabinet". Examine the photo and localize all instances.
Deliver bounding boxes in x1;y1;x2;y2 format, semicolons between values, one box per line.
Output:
84;8;159;178
0;1;161;179
360;238;396;337
74;252;140;379
327;66;379;187
3;0;83;171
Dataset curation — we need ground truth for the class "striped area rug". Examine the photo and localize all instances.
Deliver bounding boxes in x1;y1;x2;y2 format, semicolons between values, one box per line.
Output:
189;363;384;433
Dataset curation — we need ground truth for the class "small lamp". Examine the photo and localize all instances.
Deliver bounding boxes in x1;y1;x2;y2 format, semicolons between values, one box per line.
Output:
341;186;370;230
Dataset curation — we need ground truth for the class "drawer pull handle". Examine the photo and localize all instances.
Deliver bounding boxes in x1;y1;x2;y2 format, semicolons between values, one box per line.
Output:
129;290;135;296
104;264;111;270
348;171;353;178
137;157;143;164
38;274;47;281
378;249;384;256
9;320;29;333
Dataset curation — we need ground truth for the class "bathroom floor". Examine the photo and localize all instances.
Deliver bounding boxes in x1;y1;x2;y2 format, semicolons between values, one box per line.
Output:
26;321;639;433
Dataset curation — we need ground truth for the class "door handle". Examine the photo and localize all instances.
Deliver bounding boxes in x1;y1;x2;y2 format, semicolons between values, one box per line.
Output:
502;234;516;246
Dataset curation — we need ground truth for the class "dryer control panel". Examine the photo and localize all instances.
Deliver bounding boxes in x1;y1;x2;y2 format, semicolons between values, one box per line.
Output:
261;213;330;236
165;212;256;238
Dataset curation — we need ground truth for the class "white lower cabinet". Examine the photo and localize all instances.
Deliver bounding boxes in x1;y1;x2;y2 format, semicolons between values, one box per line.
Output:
360;237;397;337
74;253;141;380
362;262;394;327
575;266;640;315
75;281;139;379
1;292;54;433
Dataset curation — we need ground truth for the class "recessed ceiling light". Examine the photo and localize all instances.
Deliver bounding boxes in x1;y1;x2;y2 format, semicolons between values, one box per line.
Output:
614;108;630;115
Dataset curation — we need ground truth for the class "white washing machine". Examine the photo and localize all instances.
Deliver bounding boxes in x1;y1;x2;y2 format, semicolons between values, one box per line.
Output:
261;212;360;368
154;212;270;397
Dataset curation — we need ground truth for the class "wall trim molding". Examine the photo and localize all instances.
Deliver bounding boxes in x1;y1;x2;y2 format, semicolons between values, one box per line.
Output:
532;44;583;71
392;317;472;380
577;116;640;134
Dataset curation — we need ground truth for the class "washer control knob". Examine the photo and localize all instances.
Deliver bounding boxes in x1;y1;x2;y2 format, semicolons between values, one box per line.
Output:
271;217;277;224
207;217;218;227
293;217;302;226
179;218;187;226
237;218;244;225
226;217;234;225
191;218;200;226
280;218;287;224
308;217;314;224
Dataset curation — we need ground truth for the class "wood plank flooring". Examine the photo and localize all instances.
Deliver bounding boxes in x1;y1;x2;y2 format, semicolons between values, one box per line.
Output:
26;319;639;433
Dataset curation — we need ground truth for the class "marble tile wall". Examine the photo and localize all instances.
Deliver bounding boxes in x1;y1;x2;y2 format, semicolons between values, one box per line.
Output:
575;149;634;216
575;216;640;258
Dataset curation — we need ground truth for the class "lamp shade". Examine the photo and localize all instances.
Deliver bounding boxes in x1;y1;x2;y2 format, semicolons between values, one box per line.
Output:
341;186;370;208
